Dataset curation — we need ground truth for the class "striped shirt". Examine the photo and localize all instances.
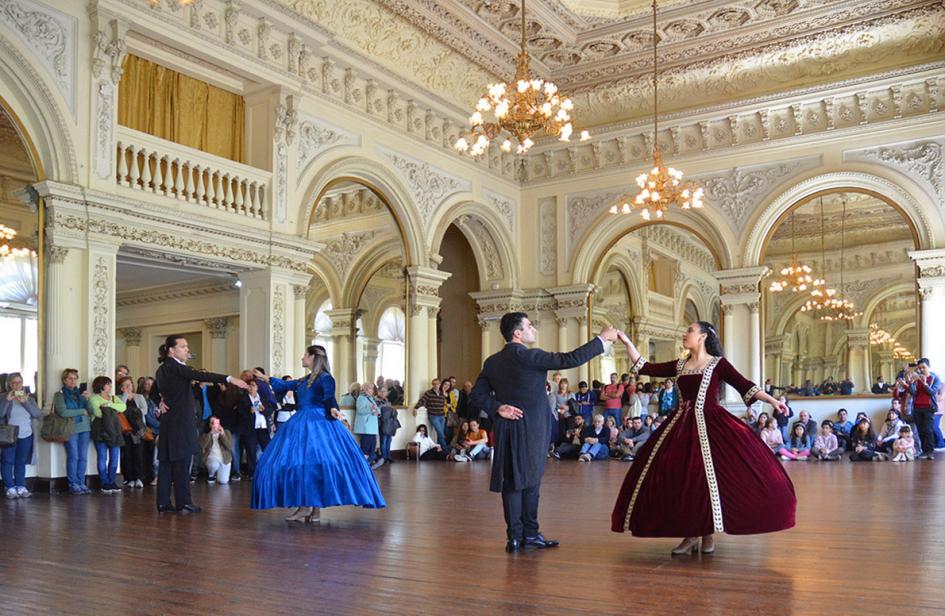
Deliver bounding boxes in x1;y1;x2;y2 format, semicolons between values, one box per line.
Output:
416;389;447;416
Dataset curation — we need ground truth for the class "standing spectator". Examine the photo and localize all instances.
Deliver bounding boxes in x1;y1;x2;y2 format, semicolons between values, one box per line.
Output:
354;382;380;468
457;380;475;422
909;358;941;460
779;423;811;461
760;417;784;454
238;380;274;477
551;378;575;446
442;379;459;446
377;387;400;466
274;375;298;431
849;418;878;462
0;373;43;499
833;408;854;451
199;416;233;484
339;383;361;407
574;381;595;424
619;374;635;419
117;377;148;488
658;379;678;416
388;380;404;406
55;369;93;495
413;378;448;449
773;396;794;441
89;376;126;494
811;421;842;461
838;377;855;395
578;415;610;462
137;377;160;486
892;425;916;462
600;373;624;427
763;378;774;396
871;376;890;394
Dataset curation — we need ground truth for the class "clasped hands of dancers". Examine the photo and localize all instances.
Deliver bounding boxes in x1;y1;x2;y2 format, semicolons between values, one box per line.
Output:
470;313;796;556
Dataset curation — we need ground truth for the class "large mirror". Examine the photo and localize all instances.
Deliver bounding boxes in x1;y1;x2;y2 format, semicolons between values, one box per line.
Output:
0;106;40;397
309;181;407;405
763;190;917;397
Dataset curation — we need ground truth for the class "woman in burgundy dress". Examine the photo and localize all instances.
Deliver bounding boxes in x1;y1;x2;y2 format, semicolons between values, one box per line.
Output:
611;322;796;555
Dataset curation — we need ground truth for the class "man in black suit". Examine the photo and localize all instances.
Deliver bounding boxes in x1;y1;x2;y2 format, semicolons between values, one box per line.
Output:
155;335;247;514
471;312;617;553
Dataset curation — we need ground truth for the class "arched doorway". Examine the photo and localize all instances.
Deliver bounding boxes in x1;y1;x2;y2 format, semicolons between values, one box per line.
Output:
437;224;482;383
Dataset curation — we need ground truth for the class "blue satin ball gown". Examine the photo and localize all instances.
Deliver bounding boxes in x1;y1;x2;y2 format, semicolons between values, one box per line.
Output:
251;371;386;510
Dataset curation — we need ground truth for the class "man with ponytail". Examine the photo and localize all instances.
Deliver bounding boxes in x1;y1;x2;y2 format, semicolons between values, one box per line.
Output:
155;335;248;514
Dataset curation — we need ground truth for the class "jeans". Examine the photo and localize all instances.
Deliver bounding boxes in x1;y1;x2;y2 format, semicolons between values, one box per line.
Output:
206;458;231;484
429;415;448;450
359;434;377;463
1;435;33;489
94;441;120;486
580;442;609;459
915;407;935;455
779;425;790;441
468;443;491;460
230;433;241;475
63;430;91;488
380;434;393;461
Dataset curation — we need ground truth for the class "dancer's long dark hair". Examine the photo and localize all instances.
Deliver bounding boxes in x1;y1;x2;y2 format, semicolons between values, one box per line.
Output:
305;345;331;384
697;321;724;357
157;334;186;364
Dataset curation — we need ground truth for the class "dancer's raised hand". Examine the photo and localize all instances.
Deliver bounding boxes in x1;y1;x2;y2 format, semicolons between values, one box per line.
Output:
497;404;524;420
599;326;619;342
617;330;632;346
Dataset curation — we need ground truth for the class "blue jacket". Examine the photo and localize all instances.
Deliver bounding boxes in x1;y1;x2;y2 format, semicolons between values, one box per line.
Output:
785;434;811;450
910;372;941;411
354;393;379;435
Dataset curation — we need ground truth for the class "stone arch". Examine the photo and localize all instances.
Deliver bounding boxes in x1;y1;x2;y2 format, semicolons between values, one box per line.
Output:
859;282;917;329
0;33;77;182
429;199;518;289
743;172;936;267
304;263;341;329
298;156;425;268
341;241;403;309
577;218;728;288
595;250;646;320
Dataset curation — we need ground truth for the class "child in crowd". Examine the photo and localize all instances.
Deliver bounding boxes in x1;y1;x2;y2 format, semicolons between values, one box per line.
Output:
849;418;878;462
811;420;842;461
892;425;916;462
780;422;811;461
876;408;904;453
760;417;783;454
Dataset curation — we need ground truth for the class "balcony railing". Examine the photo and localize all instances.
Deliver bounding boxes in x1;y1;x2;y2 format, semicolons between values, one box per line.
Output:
114;126;270;220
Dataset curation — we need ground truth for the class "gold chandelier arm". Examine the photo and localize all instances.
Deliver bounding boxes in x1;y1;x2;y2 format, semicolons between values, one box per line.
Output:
520;0;527;55
651;0;658;155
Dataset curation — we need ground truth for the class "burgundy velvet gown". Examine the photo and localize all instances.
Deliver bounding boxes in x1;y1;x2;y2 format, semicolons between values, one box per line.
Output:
611;356;796;537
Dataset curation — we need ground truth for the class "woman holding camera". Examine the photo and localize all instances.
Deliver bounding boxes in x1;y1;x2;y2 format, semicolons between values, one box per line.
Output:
0;373;43;499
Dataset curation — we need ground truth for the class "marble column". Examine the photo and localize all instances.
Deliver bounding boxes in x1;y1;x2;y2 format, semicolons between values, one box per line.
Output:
717;267;768;404
911;249;945;371
428;307;439;378
846;329;870;393
407;306;429;407
86;240;120;382
362;336;380;383
119;327;143;377
479;318;493;362
293;284;308;375
238;268;305;376
204;318;229;374
406;266;450;404
325;308;358;391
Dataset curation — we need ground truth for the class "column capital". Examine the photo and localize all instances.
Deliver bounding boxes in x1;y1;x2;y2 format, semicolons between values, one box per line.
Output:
717;266;768;307
407;266;450;314
325;308;358;332
293;284;308;300
46;244;70;265
204;317;229;339
120;327;142;346
846;328;870;347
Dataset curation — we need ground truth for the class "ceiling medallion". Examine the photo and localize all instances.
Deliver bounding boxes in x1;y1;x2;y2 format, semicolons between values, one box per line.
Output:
768;211;814;293
610;1;702;220
454;0;589;156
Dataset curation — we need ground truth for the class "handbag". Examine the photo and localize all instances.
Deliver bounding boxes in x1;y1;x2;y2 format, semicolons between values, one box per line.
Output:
41;410;74;443
142;427;155;442
117;410;133;435
0;423;19;448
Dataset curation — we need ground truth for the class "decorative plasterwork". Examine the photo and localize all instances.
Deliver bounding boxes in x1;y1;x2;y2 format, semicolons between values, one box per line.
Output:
455;214;502;281
204;317;230;339
117;280;236;307
119;326;142;346
377;146;470;219
90;255;112;379
320;230;377;277
641;226;716;273
844;137;945;204
94;81;115;180
0;0;76;111
297;113;361;184
311;187;386;224
272;285;286;374
566;187;624;249
539;197;557;276
480;187;516;234
695;156;821;231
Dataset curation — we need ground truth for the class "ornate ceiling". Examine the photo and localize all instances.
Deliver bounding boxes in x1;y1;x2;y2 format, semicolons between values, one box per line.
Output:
274;0;945;129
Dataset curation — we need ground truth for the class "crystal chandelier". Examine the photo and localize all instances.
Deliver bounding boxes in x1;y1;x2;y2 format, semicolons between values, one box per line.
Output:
769;211;814;293
893;343;915;362
454;0;588;155
801;197;837;316
818;196;861;322
610;0;702;220
0;224;30;261
869;323;894;346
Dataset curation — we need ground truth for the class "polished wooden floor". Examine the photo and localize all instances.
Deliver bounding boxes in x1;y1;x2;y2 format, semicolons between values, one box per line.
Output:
3;458;945;615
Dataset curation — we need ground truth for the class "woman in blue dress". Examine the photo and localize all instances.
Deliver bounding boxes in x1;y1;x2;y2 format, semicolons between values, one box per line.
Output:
251;345;386;524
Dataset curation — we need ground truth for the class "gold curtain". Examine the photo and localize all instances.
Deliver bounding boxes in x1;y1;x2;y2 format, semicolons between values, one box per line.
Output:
118;54;245;163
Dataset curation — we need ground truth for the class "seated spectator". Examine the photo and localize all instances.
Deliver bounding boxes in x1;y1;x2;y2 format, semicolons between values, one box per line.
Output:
199;416;233;484
617;416;650;461
871;376;890;394
552;415;586;460
876;408;904;453
849;418;878;462
449;419;471;460
759;417;783;454
651;415;666;432
461;419;491;461
578;415;610;462
780;422;811;461
339;383;361;407
797;379;818;396
411;425;447;460
0;373;44;499
604;415;620;455
797;410;818;442
821;377;837;395
811;421;842;461
892;425;916;462
838;377;855;396
752;412;770;437
894;397;922;454
89;376;126;495
644;415;654;431
773;396;794;440
834;408;854;450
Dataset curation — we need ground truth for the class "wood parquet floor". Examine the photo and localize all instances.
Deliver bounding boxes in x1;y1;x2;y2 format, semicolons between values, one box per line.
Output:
2;458;945;616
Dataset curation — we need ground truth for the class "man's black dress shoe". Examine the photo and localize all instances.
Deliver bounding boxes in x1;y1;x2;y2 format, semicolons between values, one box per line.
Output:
524;534;559;549
505;538;522;553
156;505;175;514
177;504;202;514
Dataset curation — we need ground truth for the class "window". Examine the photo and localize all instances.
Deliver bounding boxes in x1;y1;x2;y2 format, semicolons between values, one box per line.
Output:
0;314;37;392
376;307;405;383
314;301;333;366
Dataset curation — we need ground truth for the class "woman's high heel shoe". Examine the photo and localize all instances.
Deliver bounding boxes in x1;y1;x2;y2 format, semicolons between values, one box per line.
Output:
285;506;303;523
700;534;715;554
670;537;700;556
